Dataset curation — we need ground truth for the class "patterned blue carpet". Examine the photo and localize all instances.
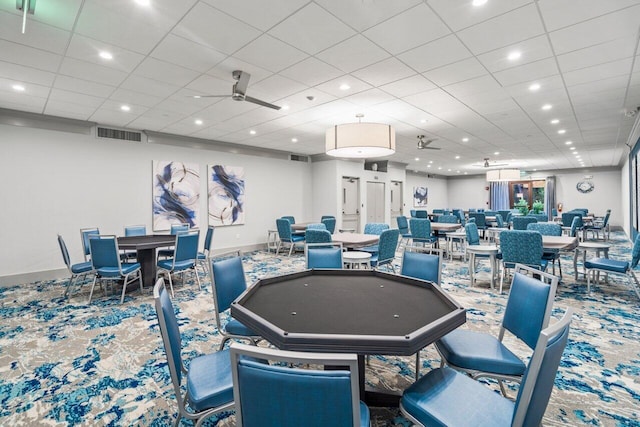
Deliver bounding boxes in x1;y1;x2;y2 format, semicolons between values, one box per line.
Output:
0;231;639;426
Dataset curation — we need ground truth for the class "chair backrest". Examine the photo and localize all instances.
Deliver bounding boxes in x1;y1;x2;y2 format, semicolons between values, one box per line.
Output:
409;218;432;240
432;209;444;215
89;235;122;271
57;234;72;270
305;229;332;244
455;210;466;226
306;244;344;269
364;223;389;235
230;343;362;427
415;210;428;218
561;212;582;227
551;208;558;217
528;214;548;223
409;210;417;217
396;216;409;234
511;308;573;427
631;234;640;268
484;210;497;217
322;217;336;234
601;210;611;226
281;216;295;224
210;253;247;314
498;210;512;224
437;214;458;224
495;213;505;228
321;215;335;221
501;267;558;349
276;218;293;241
173;231;199;264
569;216;583;237
401;249;442;284
499;230;544;266
464;222;480;246
512;216;537;230
153;279;186;403
124;225;146;236
306;223;327;230
170;223;189;235
468;212;486;227
204;225;215;252
377;229;400;264
80;227;100;260
526;222;561;236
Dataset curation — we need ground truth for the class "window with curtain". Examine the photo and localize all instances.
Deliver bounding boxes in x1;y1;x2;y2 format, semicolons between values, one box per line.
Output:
489;181;510;210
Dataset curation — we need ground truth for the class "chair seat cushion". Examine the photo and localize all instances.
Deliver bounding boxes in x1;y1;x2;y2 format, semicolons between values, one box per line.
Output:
186;349;234;412
503;260;547;271
157;259;194;271
290;235;305;243
360;245;378;253
197;251;207;260
97;263;140;277
435;330;526;376
585;258;629;274
225;319;258;337
359;401;370;427
71;261;93;274
401;367;514;427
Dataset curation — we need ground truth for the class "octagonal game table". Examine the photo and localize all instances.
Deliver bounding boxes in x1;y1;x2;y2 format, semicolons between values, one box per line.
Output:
231;269;466;407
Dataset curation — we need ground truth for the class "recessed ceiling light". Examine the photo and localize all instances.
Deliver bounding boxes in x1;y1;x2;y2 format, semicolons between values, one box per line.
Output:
565;141;572;145
472;0;488;6
457;170;461;173
249;130;256;135
533;169;537;171
420;119;427;124
529;83;540;91
557;129;566;134
135;0;150;6
438;167;442;170
291;138;298;143
550;119;559;124
464;172;468;175
281;105;290;111
193;95;201;99
455;155;460;159
194;119;203;125
494;151;500;155
339;83;350;91
507;51;522;61
99;51;113;60
541;104;552;110
120;105;130;112
429;160;433;164
570;147;575;150
427;165;431;168
462;137;469;142
12;84;25;92
573;152;579;155
415;157;420;161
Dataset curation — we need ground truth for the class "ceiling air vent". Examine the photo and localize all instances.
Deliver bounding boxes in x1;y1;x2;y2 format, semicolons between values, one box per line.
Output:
289;154;309;163
96;126;142;142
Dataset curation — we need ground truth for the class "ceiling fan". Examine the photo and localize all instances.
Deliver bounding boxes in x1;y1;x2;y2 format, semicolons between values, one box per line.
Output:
190;70;281;110
474;157;509;168
416;135;440;150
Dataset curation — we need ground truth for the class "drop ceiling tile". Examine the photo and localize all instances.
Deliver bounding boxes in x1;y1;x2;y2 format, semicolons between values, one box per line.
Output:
269;3;355;55
0;39;62;72
234;34;308;72
172;2;261;55
203;0;309;32
133;57;200;86
53;75;116;98
557;37;637;73
44;101;95;120
207;58;273;85
48;88;104;109
444;75;504;100
315;76;373;98
59;57;128;86
90;108;145;128
493;58;559;87
457;4;544;54
352;58;415;87
563;57;633;87
363;3;450;54
316;35;390;73
380;74;436;98
249;74;307;102
151;34;227;73
403;88;469;115
428;0;532;32
343;89;396;107
0;95;46;113
537;0;639;31
423;58;489;87
0;60;56;87
476;35;553;74
119;75;181;98
109;88;163;108
280;57;343;87
397;34;472;72
315;0;422;32
0;11;70;55
0;77;50;98
186;74;241;97
65;34;145;73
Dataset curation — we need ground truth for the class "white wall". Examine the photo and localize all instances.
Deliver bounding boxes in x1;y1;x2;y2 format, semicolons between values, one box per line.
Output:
405;173;449;211
447;175;489;211
0;124;312;279
311;160;339;221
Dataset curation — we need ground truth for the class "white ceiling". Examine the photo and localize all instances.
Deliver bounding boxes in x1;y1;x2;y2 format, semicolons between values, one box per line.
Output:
1;0;640;176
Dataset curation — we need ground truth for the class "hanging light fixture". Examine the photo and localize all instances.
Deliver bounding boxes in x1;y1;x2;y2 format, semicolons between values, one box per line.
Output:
16;0;36;34
486;169;521;182
326;114;395;158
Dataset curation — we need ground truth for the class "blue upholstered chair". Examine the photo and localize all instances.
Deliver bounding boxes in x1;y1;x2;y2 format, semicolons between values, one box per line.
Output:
361;223;390;253
432;209;444;215
512;216;537;230
561;212;582;228
196;225;215;276
396;216;412;249
209;252;261;350
281;216;296;225
528;213;548;222
157;231;201;297
322;217;337;234
306;243;344;269
158;223;190;259
497;210;512;225
467;213;487;237
402;308;573;427
370;228;399;272
409;219;438;248
410;210;417;217
584;209;611;240
584;234;640;299
321;215;335;221
58;234;94;298
124;225;146;236
305;228;332;245
415;210;428;218
80;227;100;261
276;218;305;256
153;279;234;427
306;223;327;230
527;222;563;276
88;235;143;304
499;230;548;293
436;264;557;394
435;214;459;244
230;342;370;427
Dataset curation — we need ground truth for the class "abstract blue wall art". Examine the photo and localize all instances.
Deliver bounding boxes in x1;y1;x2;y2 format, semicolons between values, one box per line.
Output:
413;186;428;207
152;161;200;231
208;165;245;226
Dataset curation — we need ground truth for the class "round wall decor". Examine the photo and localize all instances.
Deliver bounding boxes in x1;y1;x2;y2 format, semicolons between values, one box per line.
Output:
576;180;594;193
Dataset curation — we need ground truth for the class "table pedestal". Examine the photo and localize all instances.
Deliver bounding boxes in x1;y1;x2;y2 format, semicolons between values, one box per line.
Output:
466;245;499;290
343;251;372;269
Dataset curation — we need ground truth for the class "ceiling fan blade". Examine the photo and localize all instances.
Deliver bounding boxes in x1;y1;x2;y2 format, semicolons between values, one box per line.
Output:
244;95;281;110
423;146;441;150
235;70;251;95
190;94;229;98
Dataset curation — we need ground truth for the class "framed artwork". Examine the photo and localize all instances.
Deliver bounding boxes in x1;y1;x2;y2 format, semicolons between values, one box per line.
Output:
208;165;245;226
152;161;200;231
413;186;428;207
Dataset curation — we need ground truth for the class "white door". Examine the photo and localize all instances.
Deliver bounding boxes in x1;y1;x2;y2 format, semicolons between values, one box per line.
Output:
366;181;385;224
342;177;360;232
390;181;403;219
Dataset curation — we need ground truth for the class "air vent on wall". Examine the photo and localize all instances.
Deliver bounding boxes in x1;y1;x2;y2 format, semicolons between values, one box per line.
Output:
289;154;310;163
96;126;142;142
